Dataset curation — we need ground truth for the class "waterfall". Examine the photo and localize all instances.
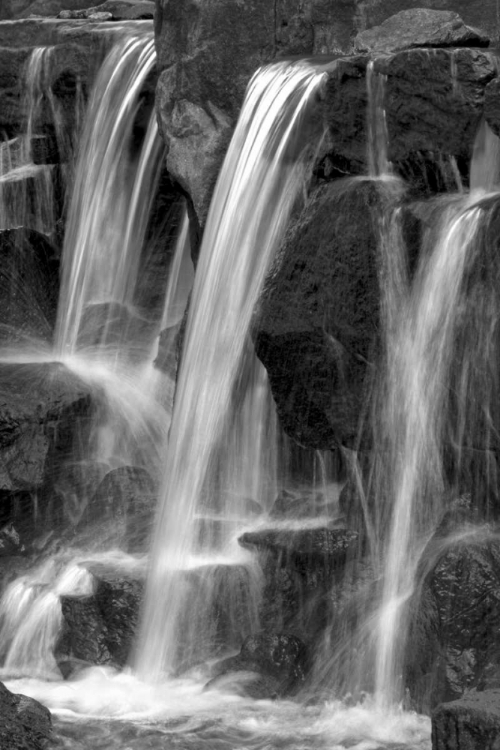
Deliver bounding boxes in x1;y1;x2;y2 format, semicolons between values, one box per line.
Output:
372;122;500;705
136;61;326;680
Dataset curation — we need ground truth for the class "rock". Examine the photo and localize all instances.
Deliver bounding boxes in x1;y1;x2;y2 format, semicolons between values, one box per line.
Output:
0;361;91;493
0;681;52;749
323;47;495;175
58;2;154;20
239;526;358;563
85;466;156;552
405;529;500;710
0;230;59;344
269;488;337;521
432;690;500;750
57;564;145;673
354;9;489;54
355;0;500;44
154;0;322;227
485;78;500;137
57;593;113;673
0;522;25;556
254;179;396;450
210;632;309;697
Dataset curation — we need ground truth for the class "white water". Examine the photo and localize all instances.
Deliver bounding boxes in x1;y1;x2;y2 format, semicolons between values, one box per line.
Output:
137;61;327;680
372;122;500;704
55;31;163;358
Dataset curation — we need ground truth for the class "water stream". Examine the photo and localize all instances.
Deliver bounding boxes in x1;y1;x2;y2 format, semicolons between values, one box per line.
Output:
1;18;500;750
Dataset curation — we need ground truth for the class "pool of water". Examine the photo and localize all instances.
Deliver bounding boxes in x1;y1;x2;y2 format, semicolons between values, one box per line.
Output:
6;669;431;750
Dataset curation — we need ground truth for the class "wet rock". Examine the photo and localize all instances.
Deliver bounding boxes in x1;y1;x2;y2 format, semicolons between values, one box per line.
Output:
254;179;396;450
405;528;500;710
432;690;500;750
356;0;500;44
324;47;495;175
0;681;52;750
57;564;145;673
354;9;489;54
239;527;358;563
92;564;144;666
57;593;113;673
86;466;157;552
0;361;92;504
485;78;500;138
269;488;337;521
210;632;309;697
0;229;59;343
0;522;25;556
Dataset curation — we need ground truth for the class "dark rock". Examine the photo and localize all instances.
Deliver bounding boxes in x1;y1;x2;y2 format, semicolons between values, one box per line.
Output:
405;528;500;710
324;48;495;175
0;229;59;343
254;179;398;450
57;564;145;672
354;9;489;54
57;593;113;673
432;690;500;750
239;526;358;563
485;78;500;138
210;632;309;697
355;0;500;44
0;681;52;750
0;361;92;503
269;488;337;521
0;522;25;556
86;466;156;552
92;563;144;666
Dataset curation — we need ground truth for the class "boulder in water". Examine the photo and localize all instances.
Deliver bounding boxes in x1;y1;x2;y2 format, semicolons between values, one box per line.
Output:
209;632;309;698
432;690;500;750
0;681;52;750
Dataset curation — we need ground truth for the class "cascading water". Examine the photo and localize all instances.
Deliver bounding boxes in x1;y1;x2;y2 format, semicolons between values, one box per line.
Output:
137;61;327;679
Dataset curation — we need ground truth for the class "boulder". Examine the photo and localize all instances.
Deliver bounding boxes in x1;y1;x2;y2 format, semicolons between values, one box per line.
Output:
209;632;309;698
354;9;489;54
0;681;51;750
323;47;495;175
432;690;500;750
0;361;93;539
0;230;59;343
405;525;500;710
254;179;394;450
85;466;157;552
57;563;144;673
355;0;500;44
239;527;358;564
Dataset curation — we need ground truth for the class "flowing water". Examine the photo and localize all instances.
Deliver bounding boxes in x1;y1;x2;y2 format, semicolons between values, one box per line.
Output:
2;22;500;750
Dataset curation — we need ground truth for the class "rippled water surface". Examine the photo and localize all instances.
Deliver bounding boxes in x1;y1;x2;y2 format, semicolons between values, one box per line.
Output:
6;670;431;750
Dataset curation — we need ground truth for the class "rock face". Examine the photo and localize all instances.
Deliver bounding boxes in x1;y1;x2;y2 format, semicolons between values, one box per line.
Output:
209;632;309;698
432;690;500;750
0;681;51;750
405;519;500;710
354;8;489;53
254;179;395;451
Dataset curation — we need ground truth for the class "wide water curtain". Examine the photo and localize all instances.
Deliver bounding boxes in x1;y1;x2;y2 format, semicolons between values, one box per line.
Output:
137;62;326;679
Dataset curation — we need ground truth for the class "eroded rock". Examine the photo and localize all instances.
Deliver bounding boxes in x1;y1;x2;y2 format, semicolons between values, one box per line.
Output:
0;681;52;750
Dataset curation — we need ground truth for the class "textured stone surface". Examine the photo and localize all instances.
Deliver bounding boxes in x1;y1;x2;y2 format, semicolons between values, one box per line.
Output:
354;8;489;54
254;179;396;450
432;690;500;750
210;632;309;698
0;681;51;749
324;47;495;175
405;525;500;710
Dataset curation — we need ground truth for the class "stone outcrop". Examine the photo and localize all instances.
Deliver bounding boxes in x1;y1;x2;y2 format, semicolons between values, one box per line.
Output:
432;690;500;750
0;681;51;750
354;8;489;53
